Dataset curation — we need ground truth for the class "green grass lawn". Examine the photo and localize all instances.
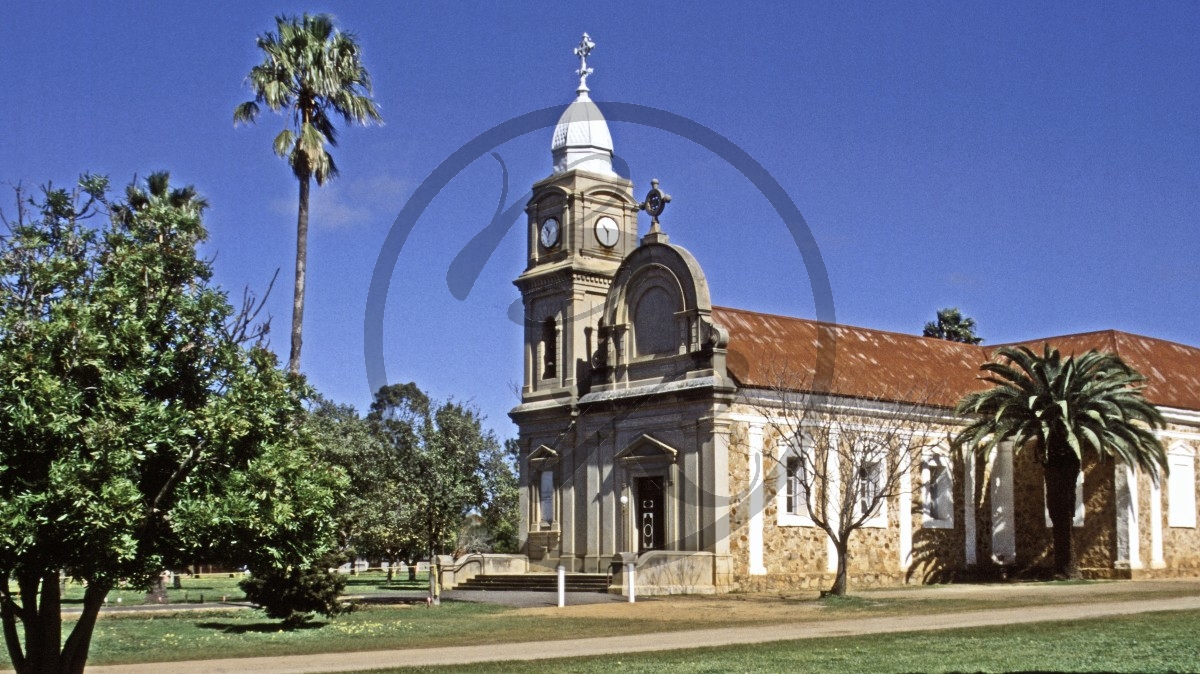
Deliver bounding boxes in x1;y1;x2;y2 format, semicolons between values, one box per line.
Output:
3;593;910;667
3;581;1199;671
50;575;248;607
35;600;730;666
33;570;431;608
359;609;1200;674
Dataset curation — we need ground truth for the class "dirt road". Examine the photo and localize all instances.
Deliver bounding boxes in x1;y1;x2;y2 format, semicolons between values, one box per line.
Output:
82;593;1200;674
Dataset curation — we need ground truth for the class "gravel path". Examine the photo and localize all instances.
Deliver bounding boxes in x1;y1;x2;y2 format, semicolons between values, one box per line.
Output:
79;594;1200;674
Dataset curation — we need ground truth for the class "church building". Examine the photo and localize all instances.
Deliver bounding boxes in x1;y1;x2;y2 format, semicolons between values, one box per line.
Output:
509;37;1200;593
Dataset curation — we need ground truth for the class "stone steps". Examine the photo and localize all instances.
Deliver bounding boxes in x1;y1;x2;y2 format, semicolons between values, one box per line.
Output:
455;573;609;593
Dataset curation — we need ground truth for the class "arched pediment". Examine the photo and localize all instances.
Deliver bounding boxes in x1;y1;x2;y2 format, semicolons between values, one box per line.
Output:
616;434;679;463
597;240;727;367
581;186;637;205
526;186;570;209
1169;442;1195;457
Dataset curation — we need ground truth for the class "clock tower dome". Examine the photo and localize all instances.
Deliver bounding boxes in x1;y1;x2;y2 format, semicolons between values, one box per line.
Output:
514;34;638;405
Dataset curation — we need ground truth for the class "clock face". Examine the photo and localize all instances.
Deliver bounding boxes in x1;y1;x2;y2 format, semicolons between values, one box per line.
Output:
539;217;560;249
594;216;619;248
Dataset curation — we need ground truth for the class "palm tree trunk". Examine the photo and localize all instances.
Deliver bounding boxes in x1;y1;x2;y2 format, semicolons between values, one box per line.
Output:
289;174;310;374
1044;458;1081;579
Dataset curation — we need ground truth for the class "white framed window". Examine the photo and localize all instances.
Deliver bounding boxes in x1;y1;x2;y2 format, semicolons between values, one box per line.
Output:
856;445;888;528
1168;444;1196;528
921;453;955;528
538;470;555;527
1044;470;1084;528
776;437;814;527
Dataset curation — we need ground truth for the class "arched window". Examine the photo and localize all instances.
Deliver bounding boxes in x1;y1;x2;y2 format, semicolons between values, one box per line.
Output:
541;317;557;379
633;285;678;355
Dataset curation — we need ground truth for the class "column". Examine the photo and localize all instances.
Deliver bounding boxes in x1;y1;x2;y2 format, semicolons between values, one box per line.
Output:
963;448;977;566
1115;462;1142;570
825;427;840;573
991;443;1015;565
748;421;766;575
897;436;913;571
1150;475;1165;568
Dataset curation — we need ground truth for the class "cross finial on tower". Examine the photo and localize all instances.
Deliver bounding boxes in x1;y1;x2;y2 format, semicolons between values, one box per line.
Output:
639;178;672;236
574;33;596;92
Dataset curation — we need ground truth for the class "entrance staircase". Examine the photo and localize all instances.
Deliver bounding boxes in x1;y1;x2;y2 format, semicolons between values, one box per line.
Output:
454;572;609;593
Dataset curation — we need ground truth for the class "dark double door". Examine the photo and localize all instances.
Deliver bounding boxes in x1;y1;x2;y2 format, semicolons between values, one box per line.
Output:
635;476;665;553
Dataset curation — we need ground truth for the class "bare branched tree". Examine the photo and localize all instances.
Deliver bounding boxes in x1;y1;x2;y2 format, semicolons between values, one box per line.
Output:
225;268;279;347
742;361;953;596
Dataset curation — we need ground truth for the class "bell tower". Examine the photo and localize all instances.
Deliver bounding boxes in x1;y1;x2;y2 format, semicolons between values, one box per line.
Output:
514;33;638;405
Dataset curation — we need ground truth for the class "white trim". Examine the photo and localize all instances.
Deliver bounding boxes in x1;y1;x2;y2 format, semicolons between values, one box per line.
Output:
1128;464;1142;569
898;439;913;570
1150;476;1166;568
1118;463;1142;570
964;450;977;565
729;392;967;426
748;422;767;575
991;443;1016;565
1161;406;1200;427
825;427;840;572
1167;443;1196;529
1158;428;1200;442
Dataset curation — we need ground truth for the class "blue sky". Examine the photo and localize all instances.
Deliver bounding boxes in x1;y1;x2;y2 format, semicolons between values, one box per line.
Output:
3;2;1198;438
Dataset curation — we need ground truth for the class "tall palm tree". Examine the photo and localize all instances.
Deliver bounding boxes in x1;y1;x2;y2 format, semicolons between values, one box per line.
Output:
955;345;1166;578
923;307;983;344
234;14;382;374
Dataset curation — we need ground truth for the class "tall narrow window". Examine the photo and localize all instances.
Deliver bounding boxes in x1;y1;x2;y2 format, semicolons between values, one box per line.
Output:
541;318;557;379
855;455;888;528
786;455;809;517
1043;471;1084;528
922;455;954;527
858;461;882;517
539;470;555;526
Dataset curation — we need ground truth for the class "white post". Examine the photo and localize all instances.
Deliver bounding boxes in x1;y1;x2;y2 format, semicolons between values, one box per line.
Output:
626;562;636;603
557;564;565;608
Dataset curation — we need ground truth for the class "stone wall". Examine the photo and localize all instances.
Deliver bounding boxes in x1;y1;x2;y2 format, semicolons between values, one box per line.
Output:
1005;450;1116;575
1133;422;1200;577
726;416;966;591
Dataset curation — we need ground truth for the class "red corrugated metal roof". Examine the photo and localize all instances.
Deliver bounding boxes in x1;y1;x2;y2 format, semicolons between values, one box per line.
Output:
712;306;1200;412
996;331;1200;411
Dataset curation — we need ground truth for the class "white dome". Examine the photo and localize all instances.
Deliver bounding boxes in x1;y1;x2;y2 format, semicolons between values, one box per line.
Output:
551;90;616;176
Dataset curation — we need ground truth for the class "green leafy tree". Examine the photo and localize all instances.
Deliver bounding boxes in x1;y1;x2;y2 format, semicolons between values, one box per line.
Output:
0;174;339;673
238;553;348;627
368;384;494;560
305;397;387;566
234;13;383;374
478;438;520;554
923;307;983;344
309;396;423;580
955;345;1166;578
